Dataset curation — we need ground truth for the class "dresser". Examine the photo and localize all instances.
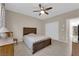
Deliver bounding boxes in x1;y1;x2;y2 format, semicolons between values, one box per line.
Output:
0;38;14;56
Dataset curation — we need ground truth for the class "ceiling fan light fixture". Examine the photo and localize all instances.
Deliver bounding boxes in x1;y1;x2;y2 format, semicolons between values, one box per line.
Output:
40;11;45;14
33;4;53;16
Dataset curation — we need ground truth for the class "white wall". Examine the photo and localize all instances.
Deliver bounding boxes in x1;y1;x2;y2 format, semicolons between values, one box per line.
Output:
45;21;59;40
5;10;45;42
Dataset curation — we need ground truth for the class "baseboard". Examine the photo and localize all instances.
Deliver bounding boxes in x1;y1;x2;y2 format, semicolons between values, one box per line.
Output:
52;39;67;44
17;40;23;43
58;40;68;43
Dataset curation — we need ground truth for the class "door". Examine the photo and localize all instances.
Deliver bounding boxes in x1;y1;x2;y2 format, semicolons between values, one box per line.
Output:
72;25;79;56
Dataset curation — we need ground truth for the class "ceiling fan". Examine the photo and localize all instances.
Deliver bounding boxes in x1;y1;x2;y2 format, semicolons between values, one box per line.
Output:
33;4;53;16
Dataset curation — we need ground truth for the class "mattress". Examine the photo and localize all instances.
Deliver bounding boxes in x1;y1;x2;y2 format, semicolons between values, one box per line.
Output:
23;34;50;49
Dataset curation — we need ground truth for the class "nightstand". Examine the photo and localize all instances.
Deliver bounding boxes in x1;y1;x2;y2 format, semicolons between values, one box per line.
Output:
13;38;18;44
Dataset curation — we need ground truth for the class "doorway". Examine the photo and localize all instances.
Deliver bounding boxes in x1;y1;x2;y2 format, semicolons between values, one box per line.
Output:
69;18;79;56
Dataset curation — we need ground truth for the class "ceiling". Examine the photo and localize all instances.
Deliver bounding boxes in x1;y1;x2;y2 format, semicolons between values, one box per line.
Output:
5;3;79;20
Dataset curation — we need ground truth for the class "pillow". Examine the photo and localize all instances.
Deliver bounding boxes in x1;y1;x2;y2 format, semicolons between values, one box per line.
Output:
28;33;36;36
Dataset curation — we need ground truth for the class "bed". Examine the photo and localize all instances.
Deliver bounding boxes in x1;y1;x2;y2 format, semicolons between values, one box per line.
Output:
23;27;51;54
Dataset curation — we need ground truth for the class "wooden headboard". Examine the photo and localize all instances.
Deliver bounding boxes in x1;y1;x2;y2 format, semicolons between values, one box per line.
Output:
23;27;37;35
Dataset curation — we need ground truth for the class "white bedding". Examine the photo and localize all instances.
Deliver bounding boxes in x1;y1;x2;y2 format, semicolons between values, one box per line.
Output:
23;33;50;49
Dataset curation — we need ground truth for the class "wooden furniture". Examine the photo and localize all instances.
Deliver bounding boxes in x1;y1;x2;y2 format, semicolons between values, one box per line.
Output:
72;42;79;56
23;27;37;35
23;27;51;54
33;38;51;54
0;44;14;56
0;38;14;56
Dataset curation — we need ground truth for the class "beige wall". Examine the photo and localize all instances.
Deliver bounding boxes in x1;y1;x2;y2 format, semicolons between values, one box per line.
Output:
5;10;45;42
45;9;79;43
0;4;1;28
5;9;79;43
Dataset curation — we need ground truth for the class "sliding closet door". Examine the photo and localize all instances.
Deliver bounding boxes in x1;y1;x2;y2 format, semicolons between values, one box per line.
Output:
45;21;59;40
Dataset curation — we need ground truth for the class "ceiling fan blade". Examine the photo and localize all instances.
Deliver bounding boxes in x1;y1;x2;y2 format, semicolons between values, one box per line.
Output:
45;11;48;15
45;7;52;10
33;10;40;12
39;4;41;8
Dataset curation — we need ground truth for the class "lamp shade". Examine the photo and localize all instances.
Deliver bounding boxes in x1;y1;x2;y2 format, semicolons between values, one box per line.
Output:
0;27;9;33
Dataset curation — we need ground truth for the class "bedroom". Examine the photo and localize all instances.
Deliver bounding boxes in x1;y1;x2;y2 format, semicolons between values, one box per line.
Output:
0;3;79;56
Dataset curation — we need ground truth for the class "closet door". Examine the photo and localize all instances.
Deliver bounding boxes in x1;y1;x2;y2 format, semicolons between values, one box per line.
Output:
45;21;59;40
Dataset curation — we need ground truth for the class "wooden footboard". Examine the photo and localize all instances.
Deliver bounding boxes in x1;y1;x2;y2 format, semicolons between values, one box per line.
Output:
33;38;51;54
